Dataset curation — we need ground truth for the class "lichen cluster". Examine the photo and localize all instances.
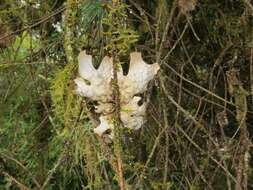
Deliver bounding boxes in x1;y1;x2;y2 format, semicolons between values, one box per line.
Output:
75;50;159;138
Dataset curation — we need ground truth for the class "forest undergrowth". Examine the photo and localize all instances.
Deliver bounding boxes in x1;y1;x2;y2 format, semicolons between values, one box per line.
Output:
0;0;253;189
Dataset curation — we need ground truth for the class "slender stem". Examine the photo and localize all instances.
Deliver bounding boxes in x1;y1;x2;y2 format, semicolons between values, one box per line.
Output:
111;1;126;189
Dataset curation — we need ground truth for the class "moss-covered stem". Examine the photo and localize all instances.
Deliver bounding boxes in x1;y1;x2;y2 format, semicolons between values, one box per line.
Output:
62;0;78;126
64;0;78;65
226;69;249;190
110;1;126;189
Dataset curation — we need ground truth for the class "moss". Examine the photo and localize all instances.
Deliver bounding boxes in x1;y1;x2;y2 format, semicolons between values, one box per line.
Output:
1;0;253;189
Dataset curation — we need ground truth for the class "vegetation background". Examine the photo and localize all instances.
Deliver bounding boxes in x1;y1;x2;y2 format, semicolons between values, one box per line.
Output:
0;0;253;189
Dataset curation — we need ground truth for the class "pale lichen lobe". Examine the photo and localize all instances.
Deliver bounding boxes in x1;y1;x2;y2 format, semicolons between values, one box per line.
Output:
74;50;160;138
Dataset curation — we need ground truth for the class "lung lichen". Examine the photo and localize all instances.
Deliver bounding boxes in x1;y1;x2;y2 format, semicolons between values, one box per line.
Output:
74;50;159;138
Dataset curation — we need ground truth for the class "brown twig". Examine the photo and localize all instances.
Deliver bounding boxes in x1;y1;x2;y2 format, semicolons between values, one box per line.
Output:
0;6;65;41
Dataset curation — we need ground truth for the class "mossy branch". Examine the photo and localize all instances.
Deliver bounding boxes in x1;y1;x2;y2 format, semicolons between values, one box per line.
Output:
226;69;250;190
